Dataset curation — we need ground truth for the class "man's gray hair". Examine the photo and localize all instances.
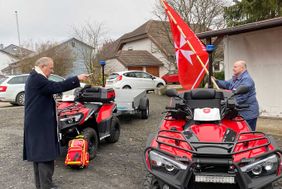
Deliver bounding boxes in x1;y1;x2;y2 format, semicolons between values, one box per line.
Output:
236;60;247;69
35;57;53;66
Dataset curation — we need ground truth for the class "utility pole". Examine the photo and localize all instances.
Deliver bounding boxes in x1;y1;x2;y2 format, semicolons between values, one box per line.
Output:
15;11;22;57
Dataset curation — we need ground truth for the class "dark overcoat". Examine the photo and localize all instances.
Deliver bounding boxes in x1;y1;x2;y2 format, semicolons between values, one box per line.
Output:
23;70;80;162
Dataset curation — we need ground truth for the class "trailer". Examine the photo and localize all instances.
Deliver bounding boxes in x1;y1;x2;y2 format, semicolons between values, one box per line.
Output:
61;88;150;119
114;89;149;119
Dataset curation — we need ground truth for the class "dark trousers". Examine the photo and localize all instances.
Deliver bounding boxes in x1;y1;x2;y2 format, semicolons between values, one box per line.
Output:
246;118;257;131
33;161;54;189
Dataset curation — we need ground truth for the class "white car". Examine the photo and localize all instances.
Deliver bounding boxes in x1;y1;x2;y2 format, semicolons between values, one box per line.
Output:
105;71;166;90
0;74;83;106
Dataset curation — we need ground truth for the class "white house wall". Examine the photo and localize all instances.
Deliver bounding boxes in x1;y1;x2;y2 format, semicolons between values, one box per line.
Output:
0;52;18;75
224;26;282;117
105;59;126;74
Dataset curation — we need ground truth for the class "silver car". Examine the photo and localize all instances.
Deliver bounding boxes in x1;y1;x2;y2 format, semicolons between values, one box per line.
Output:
0;74;78;106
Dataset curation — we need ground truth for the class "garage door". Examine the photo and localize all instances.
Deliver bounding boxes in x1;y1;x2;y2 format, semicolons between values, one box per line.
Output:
146;66;159;77
128;66;143;71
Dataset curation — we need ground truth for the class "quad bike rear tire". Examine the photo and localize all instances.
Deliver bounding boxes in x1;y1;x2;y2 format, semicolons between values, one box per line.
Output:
144;172;161;189
106;116;120;143
82;128;98;160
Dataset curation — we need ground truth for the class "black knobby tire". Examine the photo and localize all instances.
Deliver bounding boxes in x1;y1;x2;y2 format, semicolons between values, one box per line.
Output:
141;99;149;119
106;116;120;143
144;172;161;189
82;128;98;160
16;92;25;106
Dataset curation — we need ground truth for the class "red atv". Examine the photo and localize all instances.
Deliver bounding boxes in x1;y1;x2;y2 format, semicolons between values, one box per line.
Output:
144;86;282;189
57;85;120;160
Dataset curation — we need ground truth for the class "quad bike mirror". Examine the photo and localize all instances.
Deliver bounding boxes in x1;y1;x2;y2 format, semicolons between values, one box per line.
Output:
166;88;178;97
233;85;249;95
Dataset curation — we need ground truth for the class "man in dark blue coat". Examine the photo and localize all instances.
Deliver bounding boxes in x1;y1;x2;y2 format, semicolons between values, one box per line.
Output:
23;57;89;189
214;60;259;131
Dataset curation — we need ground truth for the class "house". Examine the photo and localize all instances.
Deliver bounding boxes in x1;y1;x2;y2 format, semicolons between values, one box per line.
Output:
103;20;223;77
197;17;282;117
0;49;19;75
1;38;94;77
2;44;34;58
104;20;175;77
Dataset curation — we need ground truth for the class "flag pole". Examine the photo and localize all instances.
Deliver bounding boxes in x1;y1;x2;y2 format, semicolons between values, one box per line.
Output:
160;0;219;89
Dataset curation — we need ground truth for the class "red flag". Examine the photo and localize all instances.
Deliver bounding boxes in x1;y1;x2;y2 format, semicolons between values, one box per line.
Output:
162;0;209;89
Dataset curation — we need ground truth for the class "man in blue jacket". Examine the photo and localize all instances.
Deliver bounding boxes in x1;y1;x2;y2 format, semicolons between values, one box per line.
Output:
23;57;89;189
214;60;259;131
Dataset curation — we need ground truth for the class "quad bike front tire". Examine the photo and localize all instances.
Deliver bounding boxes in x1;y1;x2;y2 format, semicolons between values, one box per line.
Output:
144;172;161;189
106;116;120;143
82;128;98;160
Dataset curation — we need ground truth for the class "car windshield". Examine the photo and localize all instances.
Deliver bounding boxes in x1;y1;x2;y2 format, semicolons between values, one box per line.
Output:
108;73;119;80
0;77;8;84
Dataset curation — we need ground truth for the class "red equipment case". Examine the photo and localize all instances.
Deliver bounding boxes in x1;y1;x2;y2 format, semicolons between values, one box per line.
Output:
65;136;89;168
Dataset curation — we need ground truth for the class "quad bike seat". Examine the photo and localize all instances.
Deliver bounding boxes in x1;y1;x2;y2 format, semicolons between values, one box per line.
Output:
184;89;224;110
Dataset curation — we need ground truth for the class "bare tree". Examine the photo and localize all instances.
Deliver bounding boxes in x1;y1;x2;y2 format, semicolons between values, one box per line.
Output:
72;22;105;85
18;41;74;76
154;0;226;32
153;0;226;72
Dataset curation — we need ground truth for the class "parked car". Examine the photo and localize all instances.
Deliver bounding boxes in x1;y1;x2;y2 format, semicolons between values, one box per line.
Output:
105;71;166;90
0;74;83;106
161;70;179;84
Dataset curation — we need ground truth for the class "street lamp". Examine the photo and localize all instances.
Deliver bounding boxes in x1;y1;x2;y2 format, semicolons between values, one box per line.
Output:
99;60;106;87
206;44;215;88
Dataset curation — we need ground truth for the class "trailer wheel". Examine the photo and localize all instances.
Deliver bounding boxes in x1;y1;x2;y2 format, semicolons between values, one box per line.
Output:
141;99;149;119
106;116;120;143
82;128;98;160
144;172;160;189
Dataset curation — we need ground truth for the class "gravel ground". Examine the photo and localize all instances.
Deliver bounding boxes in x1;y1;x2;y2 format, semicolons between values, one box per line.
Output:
0;94;282;189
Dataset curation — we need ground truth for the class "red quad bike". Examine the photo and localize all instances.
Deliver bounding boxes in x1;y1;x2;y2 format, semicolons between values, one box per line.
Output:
144;86;282;189
57;85;120;162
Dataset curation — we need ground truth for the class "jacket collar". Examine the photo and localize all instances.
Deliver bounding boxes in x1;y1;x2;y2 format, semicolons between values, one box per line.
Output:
233;70;247;81
34;66;47;78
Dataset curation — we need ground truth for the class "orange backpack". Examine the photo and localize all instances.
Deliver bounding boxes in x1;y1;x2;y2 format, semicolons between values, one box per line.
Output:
65;136;89;168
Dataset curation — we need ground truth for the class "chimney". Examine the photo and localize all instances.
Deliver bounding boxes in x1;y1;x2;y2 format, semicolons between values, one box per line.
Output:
0;44;3;50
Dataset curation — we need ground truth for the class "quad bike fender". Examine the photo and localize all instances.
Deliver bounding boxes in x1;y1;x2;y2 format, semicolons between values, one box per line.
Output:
96;103;116;124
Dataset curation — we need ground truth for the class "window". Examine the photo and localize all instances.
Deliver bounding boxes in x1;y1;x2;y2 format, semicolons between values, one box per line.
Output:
0;77;8;84
124;72;136;78
128;46;133;51
214;62;220;72
142;72;152;79
134;72;143;78
7;76;28;84
49;75;64;82
71;41;76;48
108;73;119;80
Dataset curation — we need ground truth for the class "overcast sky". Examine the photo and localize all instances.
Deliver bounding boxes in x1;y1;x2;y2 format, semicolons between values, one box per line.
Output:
0;0;157;48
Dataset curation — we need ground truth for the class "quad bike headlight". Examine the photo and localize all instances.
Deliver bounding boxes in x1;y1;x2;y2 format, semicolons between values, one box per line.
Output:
149;151;187;175
60;114;83;124
240;154;279;177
